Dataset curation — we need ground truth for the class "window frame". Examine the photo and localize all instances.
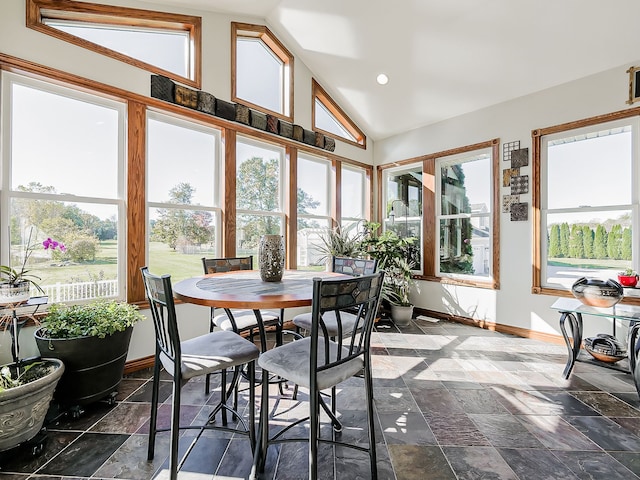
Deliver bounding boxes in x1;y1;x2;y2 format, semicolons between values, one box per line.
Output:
1;70;128;301
312;79;366;149
533;108;640;303
26;0;202;88
231;22;294;122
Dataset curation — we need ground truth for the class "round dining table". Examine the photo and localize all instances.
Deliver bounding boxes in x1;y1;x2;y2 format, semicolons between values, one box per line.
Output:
172;269;347;310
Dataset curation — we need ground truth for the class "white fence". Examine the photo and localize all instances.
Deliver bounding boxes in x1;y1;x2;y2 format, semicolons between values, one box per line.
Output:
41;280;119;303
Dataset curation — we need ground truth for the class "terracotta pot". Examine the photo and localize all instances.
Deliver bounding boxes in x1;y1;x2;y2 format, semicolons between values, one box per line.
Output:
571;277;623;308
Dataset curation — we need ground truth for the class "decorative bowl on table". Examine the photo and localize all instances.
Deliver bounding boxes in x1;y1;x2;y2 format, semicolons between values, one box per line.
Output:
571;277;624;308
583;334;627;363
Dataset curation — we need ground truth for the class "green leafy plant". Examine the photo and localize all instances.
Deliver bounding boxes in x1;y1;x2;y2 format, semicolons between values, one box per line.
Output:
0;361;46;392
619;267;637;276
317;223;368;264
361;221;417;306
39;299;144;339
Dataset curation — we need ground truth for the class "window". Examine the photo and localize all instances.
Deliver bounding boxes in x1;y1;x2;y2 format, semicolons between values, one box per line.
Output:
313;79;366;148
534;118;637;294
27;0;202;88
296;154;333;269
146;113;222;282
236;137;286;259
341;163;368;228
436;149;494;280
383;165;423;273
232;22;293;121
1;72;126;302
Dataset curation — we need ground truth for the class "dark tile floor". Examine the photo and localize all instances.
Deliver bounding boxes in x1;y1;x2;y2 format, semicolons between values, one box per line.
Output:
2;317;640;479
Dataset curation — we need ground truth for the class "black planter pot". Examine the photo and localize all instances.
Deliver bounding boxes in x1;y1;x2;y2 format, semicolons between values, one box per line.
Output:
34;327;133;407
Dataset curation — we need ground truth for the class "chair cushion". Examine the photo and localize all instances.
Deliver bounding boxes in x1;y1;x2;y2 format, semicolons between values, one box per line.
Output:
292;311;361;337
160;330;260;381
213;309;279;331
258;337;364;391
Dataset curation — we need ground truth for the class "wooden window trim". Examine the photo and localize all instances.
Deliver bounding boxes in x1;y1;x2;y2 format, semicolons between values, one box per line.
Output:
532;106;640;305
26;0;202;88
0;53;370;303
312;79;366;149
231;22;294;122
377;139;500;290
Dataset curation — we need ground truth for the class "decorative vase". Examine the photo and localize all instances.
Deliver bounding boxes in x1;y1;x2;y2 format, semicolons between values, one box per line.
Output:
571;277;624;308
617;273;638;288
259;234;284;282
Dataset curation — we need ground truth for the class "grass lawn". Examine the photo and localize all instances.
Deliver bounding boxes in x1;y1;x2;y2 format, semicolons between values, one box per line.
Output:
548;257;631;270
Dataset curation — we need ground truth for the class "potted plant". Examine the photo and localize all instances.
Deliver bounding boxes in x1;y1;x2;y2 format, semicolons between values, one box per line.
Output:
0;229;65;305
362;222;417;326
316;223;368;270
34;299;144;411
617;268;638;288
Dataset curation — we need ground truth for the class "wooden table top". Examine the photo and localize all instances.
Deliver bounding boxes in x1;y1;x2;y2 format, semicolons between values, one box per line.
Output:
172;270;347;309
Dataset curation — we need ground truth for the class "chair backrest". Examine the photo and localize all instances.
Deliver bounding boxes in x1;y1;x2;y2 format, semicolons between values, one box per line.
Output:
140;267;181;377
309;271;385;374
202;256;253;274
332;257;377;276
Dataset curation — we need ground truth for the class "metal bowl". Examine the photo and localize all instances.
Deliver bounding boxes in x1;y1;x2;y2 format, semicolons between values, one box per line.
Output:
571;277;624;308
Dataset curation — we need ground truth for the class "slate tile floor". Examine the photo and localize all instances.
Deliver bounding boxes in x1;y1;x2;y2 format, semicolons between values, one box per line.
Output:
2;317;640;479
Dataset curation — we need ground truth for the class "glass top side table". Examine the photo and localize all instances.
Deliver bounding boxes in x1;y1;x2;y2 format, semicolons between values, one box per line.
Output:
551;298;640;398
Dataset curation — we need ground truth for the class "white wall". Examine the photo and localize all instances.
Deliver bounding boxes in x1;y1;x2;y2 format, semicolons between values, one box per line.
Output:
375;63;640;340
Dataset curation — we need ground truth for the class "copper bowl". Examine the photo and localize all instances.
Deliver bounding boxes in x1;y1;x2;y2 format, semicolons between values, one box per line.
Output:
571;277;623;308
583;334;626;363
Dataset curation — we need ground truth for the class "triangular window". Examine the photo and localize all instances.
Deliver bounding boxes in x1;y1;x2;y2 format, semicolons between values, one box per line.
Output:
27;0;201;88
313;79;365;148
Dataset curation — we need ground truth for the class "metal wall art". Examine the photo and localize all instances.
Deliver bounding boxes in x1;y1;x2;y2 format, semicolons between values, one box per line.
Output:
510;202;528;221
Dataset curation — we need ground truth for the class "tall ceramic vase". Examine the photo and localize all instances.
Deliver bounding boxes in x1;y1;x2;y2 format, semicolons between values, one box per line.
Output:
259;234;284;282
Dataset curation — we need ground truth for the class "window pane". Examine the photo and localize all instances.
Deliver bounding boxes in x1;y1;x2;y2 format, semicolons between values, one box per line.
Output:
544;210;632;289
10;83;119;198
547;127;632;209
44;21;190;78
297;220;332;270
236;140;283;212
315;98;356;142
439;218;488;276
147;117;218;206
341;166;365;220
11;198;119;301
440;154;490;215
148;206;217;282
237;214;283;259
298;155;329;216
237;38;282;113
385;167;422;269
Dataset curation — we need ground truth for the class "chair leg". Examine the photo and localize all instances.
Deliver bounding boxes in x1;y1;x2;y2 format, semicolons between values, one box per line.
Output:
147;354;161;461
364;360;378;480
249;360;256;451
221;368;228;426
169;373;182;480
257;366;271;473
309;389;320;480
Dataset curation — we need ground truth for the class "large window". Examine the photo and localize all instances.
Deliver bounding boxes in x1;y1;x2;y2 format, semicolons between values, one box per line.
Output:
27;0;202;87
436;149;493;279
232;22;293;121
341;164;368;228
297;154;332;269
236;137;286;260
1;72;126;301
383;165;423;272
535;118;637;294
146;113;222;282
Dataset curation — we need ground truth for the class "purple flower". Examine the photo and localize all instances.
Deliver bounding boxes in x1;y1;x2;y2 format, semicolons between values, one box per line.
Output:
43;238;65;251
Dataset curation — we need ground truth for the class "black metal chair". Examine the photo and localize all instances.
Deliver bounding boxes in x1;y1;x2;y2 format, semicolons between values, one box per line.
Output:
251;271;385;480
292;257;377;337
141;267;260;480
201;256;281;394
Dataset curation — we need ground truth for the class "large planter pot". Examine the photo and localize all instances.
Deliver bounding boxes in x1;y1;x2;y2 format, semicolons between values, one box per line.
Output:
390;304;414;326
34;327;133;407
0;358;64;452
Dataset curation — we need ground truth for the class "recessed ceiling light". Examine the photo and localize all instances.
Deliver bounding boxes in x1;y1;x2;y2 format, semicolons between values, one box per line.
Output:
376;73;389;85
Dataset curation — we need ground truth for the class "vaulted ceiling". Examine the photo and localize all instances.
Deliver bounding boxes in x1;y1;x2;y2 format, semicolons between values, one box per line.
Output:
146;0;640;141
